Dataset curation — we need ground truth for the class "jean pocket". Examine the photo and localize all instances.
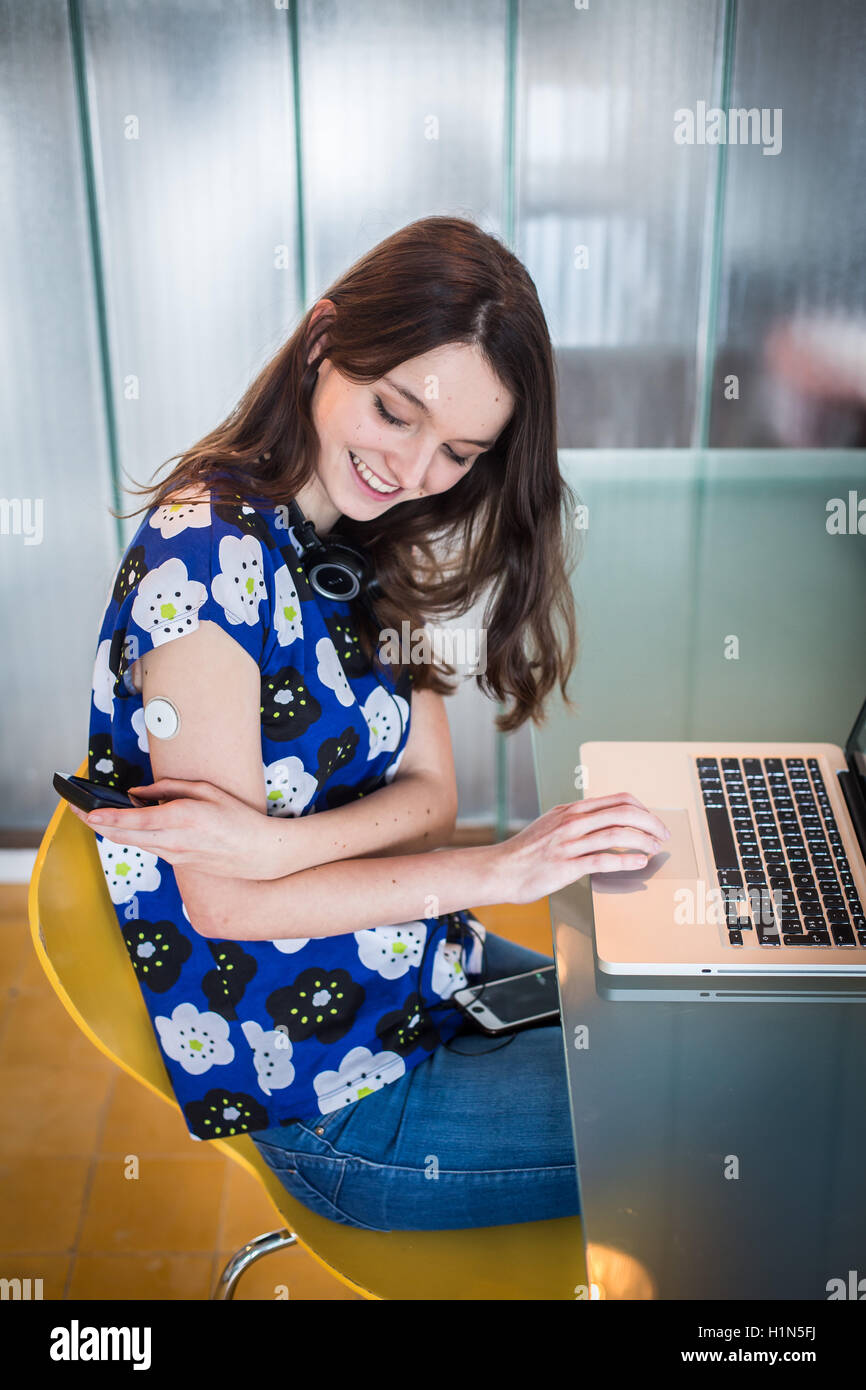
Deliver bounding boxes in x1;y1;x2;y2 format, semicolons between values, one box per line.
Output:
286;1158;386;1231
306;1096;363;1137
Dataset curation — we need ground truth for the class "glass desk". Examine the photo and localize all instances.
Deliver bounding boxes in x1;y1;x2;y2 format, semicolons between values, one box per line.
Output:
531;451;866;1300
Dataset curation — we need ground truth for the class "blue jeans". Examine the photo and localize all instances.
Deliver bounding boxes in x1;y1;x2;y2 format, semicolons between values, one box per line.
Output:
249;932;581;1231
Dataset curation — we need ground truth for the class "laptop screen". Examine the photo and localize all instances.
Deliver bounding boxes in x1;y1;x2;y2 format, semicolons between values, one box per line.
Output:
845;695;866;795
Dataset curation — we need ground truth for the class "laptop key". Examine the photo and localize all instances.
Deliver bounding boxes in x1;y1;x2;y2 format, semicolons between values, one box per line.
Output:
717;869;744;887
704;806;739;870
728;930;744;945
830;924;856;946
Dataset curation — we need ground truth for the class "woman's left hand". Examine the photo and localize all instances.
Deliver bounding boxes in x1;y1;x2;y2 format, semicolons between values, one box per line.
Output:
67;778;281;880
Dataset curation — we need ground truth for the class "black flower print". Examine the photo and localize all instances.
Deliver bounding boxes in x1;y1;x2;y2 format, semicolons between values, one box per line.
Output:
376;992;439;1056
201;940;259;1021
108;625;145;692
121;919;192;993
320;772;384;810
112;544;147;604
277;547;316;603
267;967;365;1044
313;726;360;788
326;615;366;675
88;733;146;794
212;495;278;550
184;1088;270;1140
260;665;322;742
321;783;368;811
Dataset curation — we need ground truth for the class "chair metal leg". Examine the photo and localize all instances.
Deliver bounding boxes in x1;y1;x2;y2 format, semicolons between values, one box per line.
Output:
212;1228;298;1300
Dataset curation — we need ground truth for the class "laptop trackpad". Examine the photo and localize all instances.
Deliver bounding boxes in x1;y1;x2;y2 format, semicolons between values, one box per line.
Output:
592;808;699;892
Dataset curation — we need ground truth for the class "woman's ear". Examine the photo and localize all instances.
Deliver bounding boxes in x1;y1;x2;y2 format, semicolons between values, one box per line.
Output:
306;298;337;367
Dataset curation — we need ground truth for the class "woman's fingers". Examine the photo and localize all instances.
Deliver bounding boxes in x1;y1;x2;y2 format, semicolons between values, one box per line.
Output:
128;778;216;800
564;801;670;842
561;824;663;859
573;850;651;873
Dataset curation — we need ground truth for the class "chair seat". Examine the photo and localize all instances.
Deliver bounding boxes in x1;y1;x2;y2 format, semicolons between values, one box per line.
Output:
29;760;585;1300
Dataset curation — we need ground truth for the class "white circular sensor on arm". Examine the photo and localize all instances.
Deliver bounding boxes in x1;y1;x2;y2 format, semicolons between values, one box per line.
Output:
143;696;181;740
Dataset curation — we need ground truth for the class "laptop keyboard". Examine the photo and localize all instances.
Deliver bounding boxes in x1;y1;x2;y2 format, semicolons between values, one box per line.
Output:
696;756;866;949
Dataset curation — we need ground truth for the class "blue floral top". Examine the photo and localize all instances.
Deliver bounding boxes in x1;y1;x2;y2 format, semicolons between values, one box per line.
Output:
86;478;485;1141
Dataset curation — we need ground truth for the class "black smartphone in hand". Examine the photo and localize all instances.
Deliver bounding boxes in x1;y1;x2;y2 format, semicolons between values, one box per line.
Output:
53;772;142;813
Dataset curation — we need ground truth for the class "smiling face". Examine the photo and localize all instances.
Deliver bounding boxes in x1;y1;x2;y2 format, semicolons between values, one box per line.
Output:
300;323;514;532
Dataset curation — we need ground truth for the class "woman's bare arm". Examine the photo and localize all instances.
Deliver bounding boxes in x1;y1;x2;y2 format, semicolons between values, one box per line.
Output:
136;619;460;930
266;686;459;869
190;840;500;940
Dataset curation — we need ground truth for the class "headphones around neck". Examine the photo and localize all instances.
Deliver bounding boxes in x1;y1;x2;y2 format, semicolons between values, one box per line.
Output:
287;498;382;605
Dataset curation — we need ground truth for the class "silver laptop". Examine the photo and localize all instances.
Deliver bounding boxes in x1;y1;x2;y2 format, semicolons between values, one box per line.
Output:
580;695;866;984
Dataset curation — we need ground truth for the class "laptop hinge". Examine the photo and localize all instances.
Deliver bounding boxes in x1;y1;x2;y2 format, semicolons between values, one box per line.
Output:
837;769;866;868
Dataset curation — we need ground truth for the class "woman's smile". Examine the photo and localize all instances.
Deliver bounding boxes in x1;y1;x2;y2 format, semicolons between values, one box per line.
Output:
348;447;403;498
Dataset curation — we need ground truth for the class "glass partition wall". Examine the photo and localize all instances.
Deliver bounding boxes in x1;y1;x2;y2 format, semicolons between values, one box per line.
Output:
2;0;863;834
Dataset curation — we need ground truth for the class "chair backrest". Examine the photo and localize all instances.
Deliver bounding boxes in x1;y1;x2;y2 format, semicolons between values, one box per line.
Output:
29;758;175;1099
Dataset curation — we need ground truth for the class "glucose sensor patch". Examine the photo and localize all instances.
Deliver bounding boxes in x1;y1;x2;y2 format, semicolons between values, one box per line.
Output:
143;696;181;740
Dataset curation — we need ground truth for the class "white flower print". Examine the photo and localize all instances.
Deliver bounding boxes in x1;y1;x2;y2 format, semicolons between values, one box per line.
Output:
97;837;161;904
383;744;407;784
273;563;303;646
313;1045;406;1114
150;492;212;539
91;639;115;715
461;914;487;974
355;923;427;979
241;1020;295;1096
131;557;208;647
315;635;354;707
130;704;149;753
270;937;311;954
211;533;268;626
431;939;467;999
262;756;317;816
155;1002;235;1075
360;687;409;761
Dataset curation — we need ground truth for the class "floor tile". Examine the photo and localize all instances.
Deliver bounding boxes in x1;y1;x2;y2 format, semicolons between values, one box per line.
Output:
69;1253;215;1301
0;1253;71;1300
78;1157;228;1254
99;1070;222;1160
0;1157;90;1252
0;1063;114;1157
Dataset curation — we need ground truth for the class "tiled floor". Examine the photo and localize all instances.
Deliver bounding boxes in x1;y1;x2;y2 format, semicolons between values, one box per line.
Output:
0;882;553;1300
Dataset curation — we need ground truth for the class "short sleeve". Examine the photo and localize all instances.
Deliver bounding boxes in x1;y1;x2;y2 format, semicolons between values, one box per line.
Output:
107;492;277;701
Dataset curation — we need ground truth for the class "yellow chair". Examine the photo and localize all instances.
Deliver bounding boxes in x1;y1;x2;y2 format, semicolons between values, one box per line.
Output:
28;758;586;1300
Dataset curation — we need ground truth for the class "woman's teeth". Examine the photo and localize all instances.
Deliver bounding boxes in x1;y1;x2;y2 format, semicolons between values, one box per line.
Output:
349;450;399;495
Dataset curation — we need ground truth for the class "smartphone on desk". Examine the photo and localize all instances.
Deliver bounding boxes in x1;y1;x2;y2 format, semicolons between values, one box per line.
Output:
53;772;144;813
452;965;561;1036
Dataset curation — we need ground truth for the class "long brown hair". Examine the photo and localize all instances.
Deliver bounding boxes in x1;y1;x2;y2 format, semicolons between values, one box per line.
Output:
115;215;579;732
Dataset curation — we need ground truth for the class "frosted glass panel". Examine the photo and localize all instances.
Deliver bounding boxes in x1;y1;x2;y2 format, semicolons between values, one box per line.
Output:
0;0;117;832
297;0;510;820
82;0;302;539
298;0;508;295
516;0;725;446
709;0;866;447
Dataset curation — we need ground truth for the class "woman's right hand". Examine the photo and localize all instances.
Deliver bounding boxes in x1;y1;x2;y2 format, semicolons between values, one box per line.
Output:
491;793;672;905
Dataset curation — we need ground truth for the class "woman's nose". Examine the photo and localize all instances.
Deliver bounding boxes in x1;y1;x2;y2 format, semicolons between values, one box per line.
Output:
391;442;433;492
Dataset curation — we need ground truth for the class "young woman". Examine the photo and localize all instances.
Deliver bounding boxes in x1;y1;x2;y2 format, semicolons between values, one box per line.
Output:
74;216;669;1233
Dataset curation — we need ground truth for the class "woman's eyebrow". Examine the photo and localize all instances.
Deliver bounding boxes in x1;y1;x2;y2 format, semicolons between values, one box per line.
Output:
382;374;496;449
